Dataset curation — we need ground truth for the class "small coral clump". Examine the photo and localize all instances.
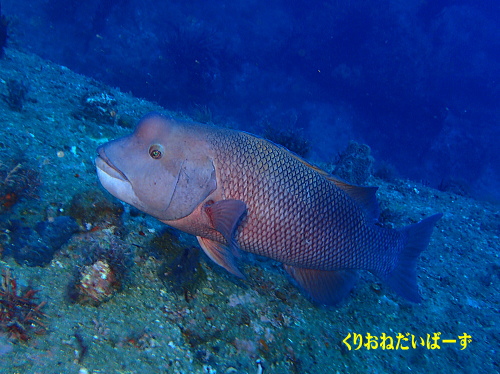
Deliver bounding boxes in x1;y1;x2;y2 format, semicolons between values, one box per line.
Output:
333;141;374;185
263;126;311;157
0;158;41;214
75;260;120;306
68;236;131;306
72;91;118;124
0;269;47;341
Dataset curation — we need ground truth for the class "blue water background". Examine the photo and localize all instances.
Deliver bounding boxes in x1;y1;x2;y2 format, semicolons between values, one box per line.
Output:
2;0;499;200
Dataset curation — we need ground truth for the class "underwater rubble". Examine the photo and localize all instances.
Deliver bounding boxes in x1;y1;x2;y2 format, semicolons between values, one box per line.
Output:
0;46;497;374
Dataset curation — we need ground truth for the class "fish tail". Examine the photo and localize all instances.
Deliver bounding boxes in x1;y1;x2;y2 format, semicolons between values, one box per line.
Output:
384;213;442;302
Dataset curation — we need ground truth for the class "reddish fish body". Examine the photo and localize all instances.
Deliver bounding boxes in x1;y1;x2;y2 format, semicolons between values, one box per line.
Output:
96;112;441;305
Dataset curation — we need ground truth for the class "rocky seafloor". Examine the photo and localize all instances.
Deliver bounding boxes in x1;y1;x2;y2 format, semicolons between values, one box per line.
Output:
0;47;498;374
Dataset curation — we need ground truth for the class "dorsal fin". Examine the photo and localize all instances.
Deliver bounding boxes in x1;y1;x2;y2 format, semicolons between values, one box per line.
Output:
325;176;380;222
287;152;380;222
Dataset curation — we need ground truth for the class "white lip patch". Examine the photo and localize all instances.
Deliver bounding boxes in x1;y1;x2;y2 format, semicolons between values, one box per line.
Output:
95;156;127;181
95;157;142;209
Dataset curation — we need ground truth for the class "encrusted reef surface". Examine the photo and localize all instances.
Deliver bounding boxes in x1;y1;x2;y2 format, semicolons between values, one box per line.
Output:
0;47;498;374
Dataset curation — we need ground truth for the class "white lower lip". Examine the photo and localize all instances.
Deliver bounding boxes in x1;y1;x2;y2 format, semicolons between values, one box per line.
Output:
95;156;127;181
95;158;140;209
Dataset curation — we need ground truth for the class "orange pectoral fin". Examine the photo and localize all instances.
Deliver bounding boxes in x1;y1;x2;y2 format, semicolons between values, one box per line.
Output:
197;236;244;278
198;199;247;278
204;199;246;253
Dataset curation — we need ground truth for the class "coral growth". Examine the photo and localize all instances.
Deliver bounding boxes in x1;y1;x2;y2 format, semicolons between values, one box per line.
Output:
76;260;120;306
0;269;47;341
191;104;214;124
0;158;41;214
333;141;374;185
72;91;118;124
263;125;311;158
69;237;131;306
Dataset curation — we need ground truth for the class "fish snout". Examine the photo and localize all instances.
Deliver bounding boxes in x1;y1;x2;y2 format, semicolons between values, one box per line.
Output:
95;145;129;182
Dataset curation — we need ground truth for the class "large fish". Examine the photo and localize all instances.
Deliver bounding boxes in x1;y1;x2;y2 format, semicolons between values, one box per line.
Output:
95;112;442;305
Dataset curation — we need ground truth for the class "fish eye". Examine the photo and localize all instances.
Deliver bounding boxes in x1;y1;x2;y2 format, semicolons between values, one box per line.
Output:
149;144;163;159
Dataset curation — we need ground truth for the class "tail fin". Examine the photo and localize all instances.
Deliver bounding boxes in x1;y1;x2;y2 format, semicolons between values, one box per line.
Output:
384;214;442;302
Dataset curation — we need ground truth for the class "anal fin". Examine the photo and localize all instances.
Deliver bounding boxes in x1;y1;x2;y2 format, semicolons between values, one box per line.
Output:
284;265;358;305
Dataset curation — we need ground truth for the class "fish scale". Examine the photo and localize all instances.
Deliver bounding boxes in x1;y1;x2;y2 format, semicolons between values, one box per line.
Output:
209;129;399;273
95;112;442;305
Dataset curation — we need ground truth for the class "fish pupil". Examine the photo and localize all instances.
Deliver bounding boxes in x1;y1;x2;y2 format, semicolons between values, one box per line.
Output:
149;146;163;159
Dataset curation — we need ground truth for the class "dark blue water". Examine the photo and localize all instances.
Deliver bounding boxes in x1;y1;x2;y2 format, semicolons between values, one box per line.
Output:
2;0;499;198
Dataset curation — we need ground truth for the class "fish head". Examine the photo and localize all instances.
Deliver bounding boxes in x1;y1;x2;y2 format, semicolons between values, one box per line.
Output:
95;112;217;221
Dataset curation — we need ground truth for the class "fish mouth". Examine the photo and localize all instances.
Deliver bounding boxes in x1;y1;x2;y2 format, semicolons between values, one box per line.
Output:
95;145;142;211
95;145;129;182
